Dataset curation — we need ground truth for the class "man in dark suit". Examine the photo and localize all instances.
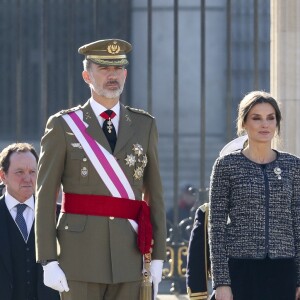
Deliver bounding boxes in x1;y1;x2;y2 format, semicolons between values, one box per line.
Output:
0;143;59;300
35;39;167;300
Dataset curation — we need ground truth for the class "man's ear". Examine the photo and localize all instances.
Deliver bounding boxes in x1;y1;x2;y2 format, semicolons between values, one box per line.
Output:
0;170;6;184
82;70;91;84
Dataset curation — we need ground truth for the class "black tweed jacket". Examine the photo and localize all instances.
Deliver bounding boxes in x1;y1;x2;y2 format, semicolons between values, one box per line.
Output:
208;150;300;288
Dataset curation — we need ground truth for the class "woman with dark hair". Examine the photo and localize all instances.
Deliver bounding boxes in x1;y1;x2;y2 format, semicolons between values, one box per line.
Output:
209;91;300;300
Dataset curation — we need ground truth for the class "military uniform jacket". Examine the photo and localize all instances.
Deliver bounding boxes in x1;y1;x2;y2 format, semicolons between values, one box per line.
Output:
186;204;210;300
35;100;167;284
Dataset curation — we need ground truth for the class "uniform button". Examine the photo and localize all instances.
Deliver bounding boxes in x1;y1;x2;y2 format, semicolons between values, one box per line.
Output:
26;247;30;251
83;158;87;162
65;225;69;230
27;281;30;284
109;216;114;220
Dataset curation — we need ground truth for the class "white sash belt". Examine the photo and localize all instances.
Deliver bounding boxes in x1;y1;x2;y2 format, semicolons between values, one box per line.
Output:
62;110;138;231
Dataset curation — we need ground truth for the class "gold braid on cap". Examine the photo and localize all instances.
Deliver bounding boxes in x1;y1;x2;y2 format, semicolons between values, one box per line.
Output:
87;54;126;60
87;57;129;66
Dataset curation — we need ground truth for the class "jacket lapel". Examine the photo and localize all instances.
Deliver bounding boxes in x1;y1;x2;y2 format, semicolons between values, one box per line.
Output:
114;105;135;154
0;197;13;280
80;101;112;153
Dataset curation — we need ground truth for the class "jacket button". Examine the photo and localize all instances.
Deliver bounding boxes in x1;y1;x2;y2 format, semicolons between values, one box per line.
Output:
65;225;69;230
109;216;114;220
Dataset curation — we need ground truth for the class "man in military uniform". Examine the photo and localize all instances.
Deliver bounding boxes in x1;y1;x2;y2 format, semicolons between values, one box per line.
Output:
35;39;167;300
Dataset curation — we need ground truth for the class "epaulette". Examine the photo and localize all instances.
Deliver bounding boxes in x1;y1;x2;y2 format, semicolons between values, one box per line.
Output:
126;106;154;118
56;105;81;116
199;202;209;213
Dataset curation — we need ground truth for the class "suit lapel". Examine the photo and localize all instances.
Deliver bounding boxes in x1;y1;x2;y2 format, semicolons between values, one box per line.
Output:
0;197;13;280
114;105;135;154
80;101;112;153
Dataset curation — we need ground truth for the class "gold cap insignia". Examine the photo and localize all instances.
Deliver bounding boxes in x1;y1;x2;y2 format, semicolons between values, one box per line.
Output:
107;41;121;55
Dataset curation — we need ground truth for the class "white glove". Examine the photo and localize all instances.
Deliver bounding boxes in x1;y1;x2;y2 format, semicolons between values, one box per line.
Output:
43;261;70;293
150;259;163;299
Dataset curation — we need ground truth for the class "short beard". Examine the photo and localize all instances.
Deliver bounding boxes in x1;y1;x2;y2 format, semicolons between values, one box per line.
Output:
99;87;124;99
89;77;125;99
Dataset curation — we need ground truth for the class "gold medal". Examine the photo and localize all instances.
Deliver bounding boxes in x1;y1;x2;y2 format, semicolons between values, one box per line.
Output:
125;143;147;180
133;167;144;180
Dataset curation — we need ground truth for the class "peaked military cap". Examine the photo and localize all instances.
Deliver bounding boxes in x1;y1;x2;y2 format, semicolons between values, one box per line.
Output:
78;39;132;66
219;134;248;157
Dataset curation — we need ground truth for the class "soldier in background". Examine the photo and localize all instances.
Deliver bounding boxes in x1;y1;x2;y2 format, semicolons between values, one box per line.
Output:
186;135;248;300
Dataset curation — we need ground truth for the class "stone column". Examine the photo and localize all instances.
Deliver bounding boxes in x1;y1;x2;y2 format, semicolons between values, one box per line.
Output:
270;0;300;156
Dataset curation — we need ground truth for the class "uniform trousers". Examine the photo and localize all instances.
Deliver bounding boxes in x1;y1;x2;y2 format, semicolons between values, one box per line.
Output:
61;280;141;300
228;256;296;300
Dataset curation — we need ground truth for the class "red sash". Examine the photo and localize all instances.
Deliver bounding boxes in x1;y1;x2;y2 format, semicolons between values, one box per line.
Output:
61;193;152;254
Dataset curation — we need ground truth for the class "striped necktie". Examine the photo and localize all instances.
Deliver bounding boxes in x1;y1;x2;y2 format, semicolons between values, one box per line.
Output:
15;203;28;240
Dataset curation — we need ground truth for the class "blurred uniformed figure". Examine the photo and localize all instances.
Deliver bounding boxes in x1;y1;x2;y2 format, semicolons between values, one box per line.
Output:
186;203;210;300
35;39;166;300
186;136;248;300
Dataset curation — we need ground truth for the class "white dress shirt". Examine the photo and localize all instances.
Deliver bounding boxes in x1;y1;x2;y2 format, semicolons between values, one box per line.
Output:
90;98;120;135
5;191;35;241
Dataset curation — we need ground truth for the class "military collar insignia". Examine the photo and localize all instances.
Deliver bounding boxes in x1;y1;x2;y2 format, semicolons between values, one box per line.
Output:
85;112;92;120
125;114;131;122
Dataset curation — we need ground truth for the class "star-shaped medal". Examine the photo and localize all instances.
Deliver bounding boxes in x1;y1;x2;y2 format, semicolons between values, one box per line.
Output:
133;167;144;180
132;144;143;156
141;155;148;167
125;154;136;167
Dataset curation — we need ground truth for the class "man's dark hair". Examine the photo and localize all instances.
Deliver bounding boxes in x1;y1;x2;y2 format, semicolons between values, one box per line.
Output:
0;143;38;173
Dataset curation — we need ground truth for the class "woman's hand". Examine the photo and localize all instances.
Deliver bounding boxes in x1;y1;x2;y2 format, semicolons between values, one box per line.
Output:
295;287;300;300
215;286;233;300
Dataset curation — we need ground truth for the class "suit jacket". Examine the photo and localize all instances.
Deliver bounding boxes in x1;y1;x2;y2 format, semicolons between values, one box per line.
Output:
0;196;59;300
35;100;166;284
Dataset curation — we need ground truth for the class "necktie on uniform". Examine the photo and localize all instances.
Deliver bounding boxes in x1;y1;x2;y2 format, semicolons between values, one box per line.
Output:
100;110;117;152
15;203;28;240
